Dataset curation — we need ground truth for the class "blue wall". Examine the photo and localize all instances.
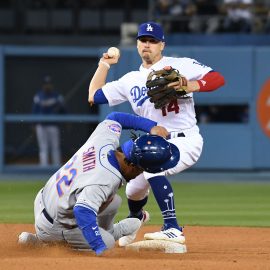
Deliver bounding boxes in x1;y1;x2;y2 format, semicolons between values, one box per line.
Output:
0;45;270;171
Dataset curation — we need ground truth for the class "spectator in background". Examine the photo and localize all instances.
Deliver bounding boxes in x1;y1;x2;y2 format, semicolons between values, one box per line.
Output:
265;11;270;32
188;0;221;33
221;0;254;32
155;0;194;32
264;1;270;33
155;0;174;33
29;0;48;9
32;75;66;167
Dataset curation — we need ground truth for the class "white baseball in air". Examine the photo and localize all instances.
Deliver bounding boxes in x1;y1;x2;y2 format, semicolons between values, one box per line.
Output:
107;47;120;58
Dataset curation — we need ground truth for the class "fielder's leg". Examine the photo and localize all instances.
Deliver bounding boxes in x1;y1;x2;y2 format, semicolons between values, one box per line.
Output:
143;135;203;242
125;173;150;220
147;175;181;230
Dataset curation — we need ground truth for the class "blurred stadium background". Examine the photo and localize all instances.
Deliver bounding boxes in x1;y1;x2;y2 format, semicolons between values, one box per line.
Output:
0;0;269;226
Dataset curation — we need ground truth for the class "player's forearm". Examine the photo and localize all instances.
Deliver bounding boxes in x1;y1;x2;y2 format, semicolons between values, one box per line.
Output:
187;71;225;93
185;71;225;93
88;63;110;104
186;80;201;93
73;205;107;255
106;112;157;132
106;112;169;138
88;66;109;103
197;71;225;92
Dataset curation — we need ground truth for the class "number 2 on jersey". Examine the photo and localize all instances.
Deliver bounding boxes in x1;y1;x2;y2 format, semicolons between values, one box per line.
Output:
56;155;78;197
161;99;180;116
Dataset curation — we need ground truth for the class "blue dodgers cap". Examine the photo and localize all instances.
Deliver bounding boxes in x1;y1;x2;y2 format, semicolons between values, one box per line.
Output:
137;22;165;42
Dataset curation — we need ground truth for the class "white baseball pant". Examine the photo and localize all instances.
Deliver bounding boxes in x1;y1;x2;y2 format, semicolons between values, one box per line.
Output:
126;131;203;200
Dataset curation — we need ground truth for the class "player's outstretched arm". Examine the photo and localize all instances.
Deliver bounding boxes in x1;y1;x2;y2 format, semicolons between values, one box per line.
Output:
106;112;169;138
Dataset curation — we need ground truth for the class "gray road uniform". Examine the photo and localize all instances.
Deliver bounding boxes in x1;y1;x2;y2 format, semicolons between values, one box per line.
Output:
34;118;139;251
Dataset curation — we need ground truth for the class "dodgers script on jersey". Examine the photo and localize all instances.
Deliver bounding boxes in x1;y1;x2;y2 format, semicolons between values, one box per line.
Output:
41;120;124;227
102;56;212;132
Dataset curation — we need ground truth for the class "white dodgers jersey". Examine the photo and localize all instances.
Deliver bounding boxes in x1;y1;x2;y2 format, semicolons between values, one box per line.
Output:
102;56;212;132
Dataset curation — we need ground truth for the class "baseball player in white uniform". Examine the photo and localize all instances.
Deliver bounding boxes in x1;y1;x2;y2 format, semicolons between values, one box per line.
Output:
18;112;177;255
88;22;225;245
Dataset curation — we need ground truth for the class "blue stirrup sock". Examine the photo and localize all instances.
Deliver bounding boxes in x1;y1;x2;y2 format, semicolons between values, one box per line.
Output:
127;197;148;220
148;176;181;230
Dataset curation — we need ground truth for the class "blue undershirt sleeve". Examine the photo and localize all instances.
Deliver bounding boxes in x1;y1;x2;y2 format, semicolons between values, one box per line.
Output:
93;89;109;104
106;112;157;133
73;205;107;255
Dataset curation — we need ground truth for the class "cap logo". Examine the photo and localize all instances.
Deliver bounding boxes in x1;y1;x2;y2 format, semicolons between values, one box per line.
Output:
146;24;153;32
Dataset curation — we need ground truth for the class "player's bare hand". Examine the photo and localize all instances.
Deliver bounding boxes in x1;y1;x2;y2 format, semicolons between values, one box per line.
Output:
150;126;169;138
100;47;121;66
168;79;189;92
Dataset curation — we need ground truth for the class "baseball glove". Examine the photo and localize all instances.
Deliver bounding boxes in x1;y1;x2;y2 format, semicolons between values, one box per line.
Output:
146;66;188;109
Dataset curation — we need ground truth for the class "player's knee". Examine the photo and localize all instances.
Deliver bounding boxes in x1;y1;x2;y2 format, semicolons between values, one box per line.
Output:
126;186;149;201
99;194;122;216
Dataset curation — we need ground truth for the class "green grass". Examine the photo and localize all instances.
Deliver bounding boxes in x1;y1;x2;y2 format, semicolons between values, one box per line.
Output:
0;181;270;227
0;181;44;223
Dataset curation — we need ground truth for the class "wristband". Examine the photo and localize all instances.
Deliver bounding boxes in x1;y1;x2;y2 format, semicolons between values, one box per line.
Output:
99;60;110;69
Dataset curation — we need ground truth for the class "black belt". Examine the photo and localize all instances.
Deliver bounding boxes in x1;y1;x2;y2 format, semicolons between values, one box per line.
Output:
168;132;185;139
177;132;185;137
42;208;54;224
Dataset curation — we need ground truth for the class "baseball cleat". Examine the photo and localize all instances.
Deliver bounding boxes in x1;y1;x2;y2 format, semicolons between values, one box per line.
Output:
118;210;150;247
18;232;40;245
144;227;185;244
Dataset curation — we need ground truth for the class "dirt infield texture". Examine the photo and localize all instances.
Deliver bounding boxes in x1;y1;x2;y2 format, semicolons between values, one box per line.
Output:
0;224;269;270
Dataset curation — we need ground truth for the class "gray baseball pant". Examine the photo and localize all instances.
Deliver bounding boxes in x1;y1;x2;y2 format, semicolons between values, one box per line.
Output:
34;189;122;250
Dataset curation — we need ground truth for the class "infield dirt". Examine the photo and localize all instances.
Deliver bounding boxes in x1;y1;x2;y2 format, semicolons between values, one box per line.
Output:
0;224;269;270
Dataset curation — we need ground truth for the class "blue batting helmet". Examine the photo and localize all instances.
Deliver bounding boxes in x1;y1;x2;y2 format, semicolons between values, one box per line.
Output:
122;134;180;173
